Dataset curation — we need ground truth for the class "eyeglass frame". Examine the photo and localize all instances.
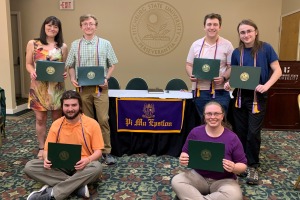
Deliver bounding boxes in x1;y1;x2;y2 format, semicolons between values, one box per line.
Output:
239;29;256;36
81;23;96;27
204;112;224;117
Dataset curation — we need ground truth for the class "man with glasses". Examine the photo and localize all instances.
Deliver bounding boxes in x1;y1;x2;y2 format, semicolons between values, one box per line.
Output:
224;19;282;185
66;14;118;165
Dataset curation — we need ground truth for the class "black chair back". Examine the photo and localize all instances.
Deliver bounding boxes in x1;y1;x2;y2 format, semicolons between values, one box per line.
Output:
125;77;148;90
108;77;120;89
165;78;188;90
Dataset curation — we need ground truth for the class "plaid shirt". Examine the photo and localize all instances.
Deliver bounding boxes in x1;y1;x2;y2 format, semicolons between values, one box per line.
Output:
66;36;118;77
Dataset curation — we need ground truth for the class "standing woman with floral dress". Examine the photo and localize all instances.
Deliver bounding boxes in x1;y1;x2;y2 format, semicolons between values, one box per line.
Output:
26;16;68;159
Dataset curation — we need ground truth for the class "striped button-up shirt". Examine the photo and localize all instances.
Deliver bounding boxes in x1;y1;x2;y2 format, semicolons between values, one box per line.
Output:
66;36;118;77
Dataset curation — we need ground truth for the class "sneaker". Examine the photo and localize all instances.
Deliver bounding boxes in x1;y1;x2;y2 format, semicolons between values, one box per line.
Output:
103;153;116;165
27;186;54;200
75;185;90;198
246;167;259;185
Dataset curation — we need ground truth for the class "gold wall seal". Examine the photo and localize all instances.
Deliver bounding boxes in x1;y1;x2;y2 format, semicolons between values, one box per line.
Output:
240;72;250;81
130;1;184;56
202;64;210;72
87;71;96;80
59;151;70;161
46;66;55;75
201;149;212;160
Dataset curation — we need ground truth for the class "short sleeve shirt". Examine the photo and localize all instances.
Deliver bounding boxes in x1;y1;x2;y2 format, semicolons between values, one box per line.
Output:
187;36;234;90
45;114;104;159
182;125;247;180
231;42;279;85
65;36;118;77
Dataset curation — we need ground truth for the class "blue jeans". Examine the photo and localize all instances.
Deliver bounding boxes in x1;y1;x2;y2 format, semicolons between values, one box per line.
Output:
194;89;230;122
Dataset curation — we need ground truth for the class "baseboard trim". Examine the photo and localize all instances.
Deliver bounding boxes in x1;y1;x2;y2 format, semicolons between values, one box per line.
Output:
6;103;28;114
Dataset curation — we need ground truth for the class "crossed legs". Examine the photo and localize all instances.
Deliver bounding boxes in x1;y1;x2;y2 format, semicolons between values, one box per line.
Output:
171;170;242;200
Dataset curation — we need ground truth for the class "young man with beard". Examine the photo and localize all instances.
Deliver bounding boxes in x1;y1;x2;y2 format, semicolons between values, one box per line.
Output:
24;90;104;200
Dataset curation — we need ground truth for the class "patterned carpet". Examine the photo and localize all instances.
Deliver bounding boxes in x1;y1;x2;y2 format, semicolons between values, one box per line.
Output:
0;112;300;200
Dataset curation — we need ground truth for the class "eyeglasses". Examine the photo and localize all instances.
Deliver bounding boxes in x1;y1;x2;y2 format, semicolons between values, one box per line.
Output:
239;29;255;36
204;112;224;117
82;23;96;27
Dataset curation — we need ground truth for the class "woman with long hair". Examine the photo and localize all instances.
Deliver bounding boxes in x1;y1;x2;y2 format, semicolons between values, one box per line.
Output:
224;19;282;185
26;16;68;159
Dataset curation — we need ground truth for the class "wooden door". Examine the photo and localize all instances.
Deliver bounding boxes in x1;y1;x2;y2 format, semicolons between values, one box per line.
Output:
263;61;300;130
279;12;300;61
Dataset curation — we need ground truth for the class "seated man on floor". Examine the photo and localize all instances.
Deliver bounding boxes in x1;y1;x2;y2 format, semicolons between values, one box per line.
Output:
24;90;104;200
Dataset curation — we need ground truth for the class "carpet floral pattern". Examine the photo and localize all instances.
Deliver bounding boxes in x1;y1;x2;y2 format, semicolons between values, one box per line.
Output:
0;113;299;199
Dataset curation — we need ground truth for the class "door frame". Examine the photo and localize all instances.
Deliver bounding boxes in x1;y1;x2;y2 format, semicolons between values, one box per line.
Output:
11;11;26;98
280;9;300;61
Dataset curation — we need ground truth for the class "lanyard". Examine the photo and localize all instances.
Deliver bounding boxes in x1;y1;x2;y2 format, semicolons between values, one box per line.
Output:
194;37;219;98
77;37;100;66
198;37;219;59
56;116;93;155
240;48;256;67
236;48;260;114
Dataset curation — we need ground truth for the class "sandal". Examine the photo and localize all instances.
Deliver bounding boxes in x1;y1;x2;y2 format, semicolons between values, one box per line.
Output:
37;147;44;159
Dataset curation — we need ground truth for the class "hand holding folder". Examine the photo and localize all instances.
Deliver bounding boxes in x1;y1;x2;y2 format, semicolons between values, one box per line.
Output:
229;66;261;90
192;58;220;80
188;140;225;172
36;60;65;82
48;142;81;171
77;66;105;86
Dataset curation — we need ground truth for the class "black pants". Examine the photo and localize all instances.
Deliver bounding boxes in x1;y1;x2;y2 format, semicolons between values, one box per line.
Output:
232;90;267;168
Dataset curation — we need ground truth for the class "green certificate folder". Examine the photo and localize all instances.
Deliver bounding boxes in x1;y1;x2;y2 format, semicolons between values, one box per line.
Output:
192;58;220;80
48;142;81;170
77;66;105;86
36;60;65;82
230;66;261;90
188;140;225;172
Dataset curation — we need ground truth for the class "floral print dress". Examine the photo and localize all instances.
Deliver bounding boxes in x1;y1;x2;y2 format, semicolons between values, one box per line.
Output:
28;40;65;111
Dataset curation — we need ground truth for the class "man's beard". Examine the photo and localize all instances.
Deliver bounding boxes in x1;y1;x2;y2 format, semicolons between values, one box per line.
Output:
64;110;80;120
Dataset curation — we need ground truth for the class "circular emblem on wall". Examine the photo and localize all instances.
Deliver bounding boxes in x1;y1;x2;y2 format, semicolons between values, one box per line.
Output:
201;149;212;161
59;151;70;161
202;64;210;72
130;1;184;56
46;66;55;75
87;71;96;80
240;72;249;81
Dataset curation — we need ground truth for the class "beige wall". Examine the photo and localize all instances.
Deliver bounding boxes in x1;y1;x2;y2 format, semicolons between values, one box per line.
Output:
281;0;300;15
5;0;287;112
0;0;15;110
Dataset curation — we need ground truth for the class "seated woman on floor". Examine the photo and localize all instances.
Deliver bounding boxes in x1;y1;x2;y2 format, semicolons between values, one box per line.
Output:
171;101;247;200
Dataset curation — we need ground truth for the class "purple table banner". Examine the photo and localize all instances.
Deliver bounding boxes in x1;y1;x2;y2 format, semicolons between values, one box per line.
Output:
116;98;186;133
